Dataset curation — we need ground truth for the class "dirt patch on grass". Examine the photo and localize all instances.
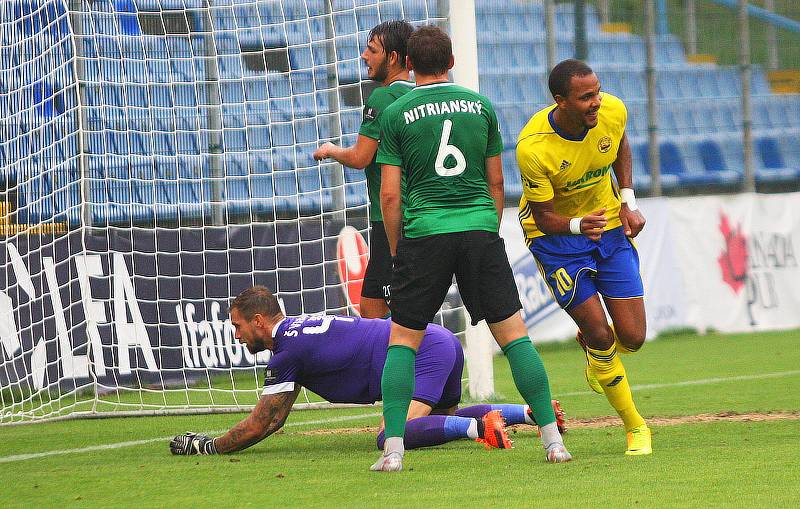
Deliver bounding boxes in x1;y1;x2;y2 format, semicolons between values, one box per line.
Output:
295;411;800;436
300;425;381;436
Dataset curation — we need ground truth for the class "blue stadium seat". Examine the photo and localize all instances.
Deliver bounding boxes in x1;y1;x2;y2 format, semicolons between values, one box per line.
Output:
778;132;800;169
635;142;682;189
176;132;201;155
757;137;785;170
266;73;291;98
290;70;315;94
244;78;269;102
272;171;300;214
271;123;295;147
501;150;523;198
289;46;313;70
340;109;361;135
356;6;380;32
261;25;288;49
249;151;273;175
698;140;725;172
250;173;274;199
378;1;401;22
294;119;318;143
333;11;358;35
402;0;429;21
248;126;271;150
764;99;790;129
224;153;248;176
755;136;800;182
345;181;369;209
751;67;772;96
257;0;284;25
659;142;687;176
336;60;360;84
209;7;236;30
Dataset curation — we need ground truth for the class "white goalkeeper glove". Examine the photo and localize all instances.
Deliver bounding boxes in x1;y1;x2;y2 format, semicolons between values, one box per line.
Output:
170;432;218;455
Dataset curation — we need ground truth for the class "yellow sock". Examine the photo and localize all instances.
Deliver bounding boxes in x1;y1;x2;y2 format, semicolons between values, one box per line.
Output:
610;324;638;354
586;344;645;431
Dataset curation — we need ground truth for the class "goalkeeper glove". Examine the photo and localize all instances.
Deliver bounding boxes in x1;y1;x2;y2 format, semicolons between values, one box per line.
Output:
170;432;218;455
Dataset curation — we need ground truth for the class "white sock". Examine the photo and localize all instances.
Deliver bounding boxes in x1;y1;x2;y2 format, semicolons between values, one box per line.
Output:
384;436;405;456
523;405;536;425
539;422;562;448
466;418;479;439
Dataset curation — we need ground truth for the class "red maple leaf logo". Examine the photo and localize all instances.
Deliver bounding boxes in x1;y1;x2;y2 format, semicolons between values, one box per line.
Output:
717;212;748;294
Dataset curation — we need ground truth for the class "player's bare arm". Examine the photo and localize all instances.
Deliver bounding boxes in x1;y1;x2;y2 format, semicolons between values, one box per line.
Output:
529;199;607;242
380;163;403;255
313;135;379;169
485;155;505;224
612;132;645;238
215;388;300;453
170;388;300;455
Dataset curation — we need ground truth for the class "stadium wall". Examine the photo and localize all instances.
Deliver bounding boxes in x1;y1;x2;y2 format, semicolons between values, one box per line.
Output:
502;191;800;342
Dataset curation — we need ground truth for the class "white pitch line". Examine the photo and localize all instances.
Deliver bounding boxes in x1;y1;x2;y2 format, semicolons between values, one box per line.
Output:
0;411;382;464
555;369;800;397
2;369;799;464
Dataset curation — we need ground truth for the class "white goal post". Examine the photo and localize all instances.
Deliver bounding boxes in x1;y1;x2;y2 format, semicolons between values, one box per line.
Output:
1;0;498;425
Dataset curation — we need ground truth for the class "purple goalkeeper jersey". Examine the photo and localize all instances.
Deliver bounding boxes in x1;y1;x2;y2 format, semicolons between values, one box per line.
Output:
261;315;463;407
261;315;390;403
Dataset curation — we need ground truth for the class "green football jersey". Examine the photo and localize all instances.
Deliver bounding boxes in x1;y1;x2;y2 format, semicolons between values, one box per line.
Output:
376;82;504;238
358;80;414;222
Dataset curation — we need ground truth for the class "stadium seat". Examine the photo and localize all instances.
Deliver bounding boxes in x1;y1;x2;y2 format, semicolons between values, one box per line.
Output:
756;137;800;182
288;46;313;70
659;142;687;177
249;150;273;175
356;6;380;32
333;11;358;35
635;142;682;189
757;137;785;170
345;181;369;209
777;132;800;169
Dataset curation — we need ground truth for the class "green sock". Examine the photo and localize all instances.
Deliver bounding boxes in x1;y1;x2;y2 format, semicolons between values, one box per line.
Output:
381;345;417;439
501;337;556;427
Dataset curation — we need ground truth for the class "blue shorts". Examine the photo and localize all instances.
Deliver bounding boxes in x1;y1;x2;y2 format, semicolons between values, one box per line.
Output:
412;324;464;409
528;226;643;310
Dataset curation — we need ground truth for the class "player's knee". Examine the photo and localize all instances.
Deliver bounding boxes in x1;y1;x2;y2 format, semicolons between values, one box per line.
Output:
617;330;645;352
583;324;615;349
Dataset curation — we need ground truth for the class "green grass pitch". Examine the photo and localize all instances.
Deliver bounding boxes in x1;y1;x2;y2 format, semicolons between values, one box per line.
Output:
1;329;799;508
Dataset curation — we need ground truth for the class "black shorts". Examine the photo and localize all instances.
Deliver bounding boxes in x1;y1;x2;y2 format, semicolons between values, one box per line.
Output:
361;221;392;300
390;230;522;331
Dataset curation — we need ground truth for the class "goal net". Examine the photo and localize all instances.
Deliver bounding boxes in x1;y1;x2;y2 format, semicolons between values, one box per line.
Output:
0;0;465;424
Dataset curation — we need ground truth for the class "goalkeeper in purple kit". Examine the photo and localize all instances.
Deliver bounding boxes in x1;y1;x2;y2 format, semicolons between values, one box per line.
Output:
170;286;564;455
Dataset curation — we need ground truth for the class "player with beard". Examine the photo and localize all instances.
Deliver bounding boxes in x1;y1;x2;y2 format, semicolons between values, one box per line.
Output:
515;59;651;456
313;20;415;319
169;286;567;456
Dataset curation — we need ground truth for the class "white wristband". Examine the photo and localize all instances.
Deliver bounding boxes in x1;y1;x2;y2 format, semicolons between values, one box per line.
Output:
620;188;638;211
569;217;582;235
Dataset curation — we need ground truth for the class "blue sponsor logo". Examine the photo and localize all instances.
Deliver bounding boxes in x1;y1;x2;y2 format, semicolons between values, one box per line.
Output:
511;254;560;329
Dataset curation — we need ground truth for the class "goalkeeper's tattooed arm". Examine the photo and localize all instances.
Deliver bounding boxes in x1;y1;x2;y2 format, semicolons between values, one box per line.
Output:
213;388;301;453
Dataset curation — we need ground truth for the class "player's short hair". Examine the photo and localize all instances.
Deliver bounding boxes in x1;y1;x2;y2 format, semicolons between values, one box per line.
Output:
548;59;594;99
230;286;282;320
368;20;415;69
407;25;451;76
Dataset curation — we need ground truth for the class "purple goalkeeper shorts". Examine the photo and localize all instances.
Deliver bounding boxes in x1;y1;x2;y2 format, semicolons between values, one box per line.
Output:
411;324;464;410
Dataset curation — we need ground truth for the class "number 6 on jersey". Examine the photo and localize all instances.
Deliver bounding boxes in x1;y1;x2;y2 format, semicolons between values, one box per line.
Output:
435;119;466;176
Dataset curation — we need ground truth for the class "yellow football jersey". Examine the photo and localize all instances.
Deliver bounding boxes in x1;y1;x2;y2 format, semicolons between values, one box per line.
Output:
516;92;627;240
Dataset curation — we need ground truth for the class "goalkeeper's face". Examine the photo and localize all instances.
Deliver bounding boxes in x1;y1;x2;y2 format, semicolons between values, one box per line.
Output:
362;36;389;82
230;308;272;354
